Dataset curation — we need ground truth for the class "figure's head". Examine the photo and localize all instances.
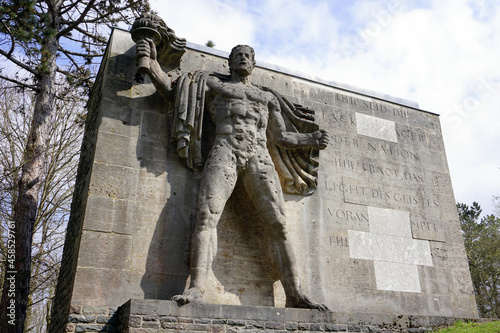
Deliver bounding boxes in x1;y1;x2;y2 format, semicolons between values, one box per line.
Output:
228;45;256;76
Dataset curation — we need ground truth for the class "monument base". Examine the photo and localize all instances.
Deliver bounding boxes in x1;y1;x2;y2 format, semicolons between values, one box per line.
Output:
65;299;480;333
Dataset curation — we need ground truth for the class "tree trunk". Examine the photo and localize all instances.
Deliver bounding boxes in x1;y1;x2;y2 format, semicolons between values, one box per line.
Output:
0;10;59;333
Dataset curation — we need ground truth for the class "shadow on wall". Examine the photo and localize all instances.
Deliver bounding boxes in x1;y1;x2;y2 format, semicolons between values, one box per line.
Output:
133;83;198;300
210;180;277;306
99;44;197;300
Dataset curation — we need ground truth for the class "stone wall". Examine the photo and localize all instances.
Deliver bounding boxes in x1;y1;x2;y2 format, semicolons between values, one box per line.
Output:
65;305;119;333
66;299;479;333
51;26;478;332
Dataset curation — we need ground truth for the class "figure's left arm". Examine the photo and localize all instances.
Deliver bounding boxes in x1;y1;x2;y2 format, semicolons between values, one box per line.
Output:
268;96;329;150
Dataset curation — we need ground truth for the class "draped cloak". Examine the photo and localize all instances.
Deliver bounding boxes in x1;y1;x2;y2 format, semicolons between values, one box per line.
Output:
172;71;321;196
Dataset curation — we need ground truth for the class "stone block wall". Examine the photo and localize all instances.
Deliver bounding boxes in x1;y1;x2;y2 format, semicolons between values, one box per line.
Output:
118;299;476;333
51;26;478;332
64;299;485;333
65;305;119;333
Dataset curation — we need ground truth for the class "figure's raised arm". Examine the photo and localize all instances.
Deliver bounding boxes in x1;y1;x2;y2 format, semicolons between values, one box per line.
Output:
268;96;329;150
135;38;172;99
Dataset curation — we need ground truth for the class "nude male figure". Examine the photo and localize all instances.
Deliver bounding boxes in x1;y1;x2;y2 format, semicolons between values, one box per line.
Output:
137;40;329;310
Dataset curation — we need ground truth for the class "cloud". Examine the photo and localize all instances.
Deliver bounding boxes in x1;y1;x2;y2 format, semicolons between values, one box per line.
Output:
313;0;500;214
149;0;500;215
150;0;255;50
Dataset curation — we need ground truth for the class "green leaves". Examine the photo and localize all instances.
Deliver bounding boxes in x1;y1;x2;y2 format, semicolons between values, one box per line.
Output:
458;202;500;318
0;0;38;38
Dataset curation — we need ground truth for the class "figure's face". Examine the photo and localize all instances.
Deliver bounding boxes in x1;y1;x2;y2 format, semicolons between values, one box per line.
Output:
231;47;255;76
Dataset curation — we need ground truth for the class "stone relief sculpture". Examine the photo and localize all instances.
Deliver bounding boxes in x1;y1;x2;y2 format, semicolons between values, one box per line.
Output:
133;14;329;310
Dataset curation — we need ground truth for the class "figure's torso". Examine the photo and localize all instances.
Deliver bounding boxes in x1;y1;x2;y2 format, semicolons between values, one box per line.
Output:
206;77;273;167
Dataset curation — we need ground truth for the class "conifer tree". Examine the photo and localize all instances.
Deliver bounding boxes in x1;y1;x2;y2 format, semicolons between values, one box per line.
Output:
458;202;500;318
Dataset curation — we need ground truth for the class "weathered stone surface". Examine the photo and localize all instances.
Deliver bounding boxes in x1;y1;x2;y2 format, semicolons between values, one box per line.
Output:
74;324;106;332
356;113;398;142
68;315;96;324
77;231;133;270
52;16;478;331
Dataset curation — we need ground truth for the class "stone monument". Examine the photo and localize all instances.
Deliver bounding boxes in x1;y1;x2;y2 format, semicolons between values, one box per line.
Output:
49;14;479;333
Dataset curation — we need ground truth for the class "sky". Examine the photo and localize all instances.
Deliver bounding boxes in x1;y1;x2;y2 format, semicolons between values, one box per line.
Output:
149;0;500;216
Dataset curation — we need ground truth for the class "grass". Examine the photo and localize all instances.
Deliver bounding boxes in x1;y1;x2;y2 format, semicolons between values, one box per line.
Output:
433;320;500;332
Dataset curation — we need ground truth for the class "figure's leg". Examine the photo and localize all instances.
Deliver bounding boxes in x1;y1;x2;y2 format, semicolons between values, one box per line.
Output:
171;156;238;305
242;163;328;311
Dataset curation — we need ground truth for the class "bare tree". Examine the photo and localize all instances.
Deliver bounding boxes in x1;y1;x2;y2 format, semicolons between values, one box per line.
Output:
0;83;85;332
0;1;150;331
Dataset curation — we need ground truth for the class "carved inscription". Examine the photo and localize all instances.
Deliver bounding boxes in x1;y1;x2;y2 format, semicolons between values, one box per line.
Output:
410;218;447;242
367;142;419;161
335;92;409;119
329;109;356;127
392;108;409;119
332;157;355;169
411;221;438;232
329;155;424;183
327;135;421;162
325;181;439;208
361;163;424;182
330;236;349;247
335;93;357;105
396;128;425;142
362;163;398;178
331;135;359;148
327;208;368;222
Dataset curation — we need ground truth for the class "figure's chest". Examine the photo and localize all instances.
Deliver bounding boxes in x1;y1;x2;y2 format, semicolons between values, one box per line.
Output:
211;94;269;124
215;82;269;105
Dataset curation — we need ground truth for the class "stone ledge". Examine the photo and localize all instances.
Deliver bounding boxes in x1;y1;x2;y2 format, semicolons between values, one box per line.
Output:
97;299;479;333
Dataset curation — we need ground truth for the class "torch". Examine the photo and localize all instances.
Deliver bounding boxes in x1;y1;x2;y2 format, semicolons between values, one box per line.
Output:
131;15;162;74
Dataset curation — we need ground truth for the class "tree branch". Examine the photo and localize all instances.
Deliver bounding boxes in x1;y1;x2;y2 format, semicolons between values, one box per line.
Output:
63;0;143;26
1;20;16;56
60;34;104;47
58;47;103;58
0;49;38;76
58;49;86;76
0;74;36;91
56;68;95;84
56;68;76;78
57;0;98;38
60;1;81;15
59;0;145;39
73;26;106;42
70;7;118;25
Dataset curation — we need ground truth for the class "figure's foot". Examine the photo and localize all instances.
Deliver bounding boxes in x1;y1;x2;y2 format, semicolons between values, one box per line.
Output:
286;293;329;311
170;288;205;305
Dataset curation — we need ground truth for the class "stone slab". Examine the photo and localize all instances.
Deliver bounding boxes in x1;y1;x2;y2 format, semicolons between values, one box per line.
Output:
356;112;398;142
348;230;432;266
111;299;479;333
368;206;411;238
374;261;421;292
